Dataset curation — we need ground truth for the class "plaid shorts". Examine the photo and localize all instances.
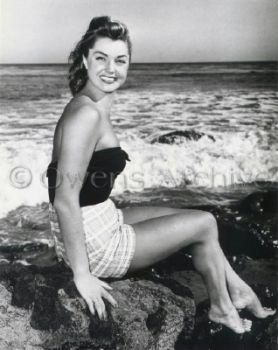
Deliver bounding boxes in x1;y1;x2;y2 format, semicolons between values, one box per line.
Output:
48;198;136;278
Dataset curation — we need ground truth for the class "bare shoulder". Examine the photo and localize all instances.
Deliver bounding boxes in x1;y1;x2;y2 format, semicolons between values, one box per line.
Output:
63;95;101;125
57;95;101;140
52;96;101;161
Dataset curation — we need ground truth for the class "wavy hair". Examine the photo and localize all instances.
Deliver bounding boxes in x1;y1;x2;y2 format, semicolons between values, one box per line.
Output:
68;16;132;95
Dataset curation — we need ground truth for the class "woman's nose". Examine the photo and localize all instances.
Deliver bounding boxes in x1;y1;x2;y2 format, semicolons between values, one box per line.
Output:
105;60;115;74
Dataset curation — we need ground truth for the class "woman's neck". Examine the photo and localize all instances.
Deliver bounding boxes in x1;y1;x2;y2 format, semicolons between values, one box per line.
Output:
77;86;115;117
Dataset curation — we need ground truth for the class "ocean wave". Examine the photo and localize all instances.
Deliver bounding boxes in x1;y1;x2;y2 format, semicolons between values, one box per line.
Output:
0;130;277;218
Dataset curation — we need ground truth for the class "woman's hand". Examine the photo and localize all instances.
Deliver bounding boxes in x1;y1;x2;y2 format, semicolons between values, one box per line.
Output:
73;272;117;320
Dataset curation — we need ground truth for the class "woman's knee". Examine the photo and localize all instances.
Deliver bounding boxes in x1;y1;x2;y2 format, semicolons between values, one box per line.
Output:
190;210;218;242
203;211;218;240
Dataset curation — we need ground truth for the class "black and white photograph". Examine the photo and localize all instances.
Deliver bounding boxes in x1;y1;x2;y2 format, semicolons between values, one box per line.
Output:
0;0;277;349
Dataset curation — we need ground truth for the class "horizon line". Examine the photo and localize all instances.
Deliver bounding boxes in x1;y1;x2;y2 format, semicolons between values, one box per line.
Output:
0;59;277;66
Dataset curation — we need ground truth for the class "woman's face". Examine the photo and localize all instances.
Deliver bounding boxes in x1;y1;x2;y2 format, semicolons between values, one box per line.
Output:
84;37;130;96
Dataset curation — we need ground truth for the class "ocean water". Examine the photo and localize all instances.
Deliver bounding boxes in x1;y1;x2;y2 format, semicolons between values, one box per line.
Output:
0;62;277;217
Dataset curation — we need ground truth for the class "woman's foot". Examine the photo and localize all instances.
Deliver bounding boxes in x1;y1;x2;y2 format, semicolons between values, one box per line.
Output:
208;305;252;334
230;286;276;319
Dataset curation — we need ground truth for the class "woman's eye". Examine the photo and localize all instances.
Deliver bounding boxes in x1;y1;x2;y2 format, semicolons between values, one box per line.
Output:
117;60;126;64
96;56;105;61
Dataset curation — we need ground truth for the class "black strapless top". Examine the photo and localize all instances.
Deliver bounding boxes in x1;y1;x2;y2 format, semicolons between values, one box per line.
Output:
46;146;130;207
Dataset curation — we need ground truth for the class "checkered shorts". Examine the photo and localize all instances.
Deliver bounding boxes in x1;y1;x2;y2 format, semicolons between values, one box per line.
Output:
48;198;136;278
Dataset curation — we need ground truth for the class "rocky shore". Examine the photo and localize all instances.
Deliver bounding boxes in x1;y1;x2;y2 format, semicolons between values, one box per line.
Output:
0;190;277;349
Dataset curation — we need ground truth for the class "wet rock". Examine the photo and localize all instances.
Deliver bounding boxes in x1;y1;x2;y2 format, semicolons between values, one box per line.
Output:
263;316;278;350
150;130;215;144
189;284;277;350
5;202;50;230
239;190;278;215
12;272;36;309
0;190;277;348
185;190;278;258
0;282;44;350
0;202;55;265
30;274;73;331
0;242;51;263
217;219;277;259
0;262;195;350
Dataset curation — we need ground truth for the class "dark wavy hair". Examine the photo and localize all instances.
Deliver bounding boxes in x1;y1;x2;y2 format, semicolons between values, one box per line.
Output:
68;16;132;95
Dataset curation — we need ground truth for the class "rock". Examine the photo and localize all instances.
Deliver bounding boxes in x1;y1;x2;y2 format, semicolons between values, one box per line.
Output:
217;219;277;259
0;190;277;348
239;190;278;215
0;282;46;350
0;202;55;265
216;191;278;258
0;262;195;350
264;316;278;350
150;130;215;144
189;284;277;350
5;202;50;230
184;190;278;258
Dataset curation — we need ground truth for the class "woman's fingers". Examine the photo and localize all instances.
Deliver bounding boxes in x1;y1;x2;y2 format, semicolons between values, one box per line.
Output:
94;300;103;319
100;281;113;290
82;280;116;319
94;298;107;320
102;289;118;307
85;298;95;315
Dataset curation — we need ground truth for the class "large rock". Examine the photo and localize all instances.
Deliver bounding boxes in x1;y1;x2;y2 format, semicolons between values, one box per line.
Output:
0;263;195;350
239;190;278;215
189;284;277;350
181;189;278;259
0;190;277;348
0;202;52;265
150;130;216;144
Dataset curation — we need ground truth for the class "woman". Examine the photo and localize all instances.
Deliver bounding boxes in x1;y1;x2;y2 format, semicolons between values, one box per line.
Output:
46;16;275;333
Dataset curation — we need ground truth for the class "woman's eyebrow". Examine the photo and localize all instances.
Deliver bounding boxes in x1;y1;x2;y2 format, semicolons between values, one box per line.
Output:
93;50;128;58
93;51;108;56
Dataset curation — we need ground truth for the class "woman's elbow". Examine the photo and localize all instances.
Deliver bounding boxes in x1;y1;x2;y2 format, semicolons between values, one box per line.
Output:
53;192;80;212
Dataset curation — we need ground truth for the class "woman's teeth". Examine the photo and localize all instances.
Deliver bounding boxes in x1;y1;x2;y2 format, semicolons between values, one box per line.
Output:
100;76;117;83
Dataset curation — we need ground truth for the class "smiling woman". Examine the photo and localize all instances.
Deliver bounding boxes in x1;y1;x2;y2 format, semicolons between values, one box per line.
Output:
47;16;137;320
81;38;130;98
68;16;132;96
46;15;275;330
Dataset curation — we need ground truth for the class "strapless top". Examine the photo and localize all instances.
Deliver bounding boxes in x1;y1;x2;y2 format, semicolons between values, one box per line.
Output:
46;146;130;207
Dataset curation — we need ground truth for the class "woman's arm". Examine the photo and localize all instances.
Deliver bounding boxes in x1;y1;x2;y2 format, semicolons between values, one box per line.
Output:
54;103;99;275
53;102;117;319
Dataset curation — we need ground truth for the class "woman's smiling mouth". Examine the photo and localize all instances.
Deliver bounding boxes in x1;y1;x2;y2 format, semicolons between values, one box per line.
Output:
100;75;117;83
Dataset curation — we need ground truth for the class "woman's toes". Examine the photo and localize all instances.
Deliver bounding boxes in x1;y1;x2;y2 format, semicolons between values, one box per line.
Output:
260;307;276;318
264;307;275;312
230;286;276;319
242;318;252;332
233;323;245;334
250;304;276;318
209;307;249;334
232;290;275;319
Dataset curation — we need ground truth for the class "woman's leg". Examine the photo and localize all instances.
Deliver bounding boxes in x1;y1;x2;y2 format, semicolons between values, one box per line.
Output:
123;205;275;318
222;253;276;318
128;210;251;333
121;205;186;224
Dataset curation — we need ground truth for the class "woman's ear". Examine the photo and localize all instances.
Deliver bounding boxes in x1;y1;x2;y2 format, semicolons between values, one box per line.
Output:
82;55;88;69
